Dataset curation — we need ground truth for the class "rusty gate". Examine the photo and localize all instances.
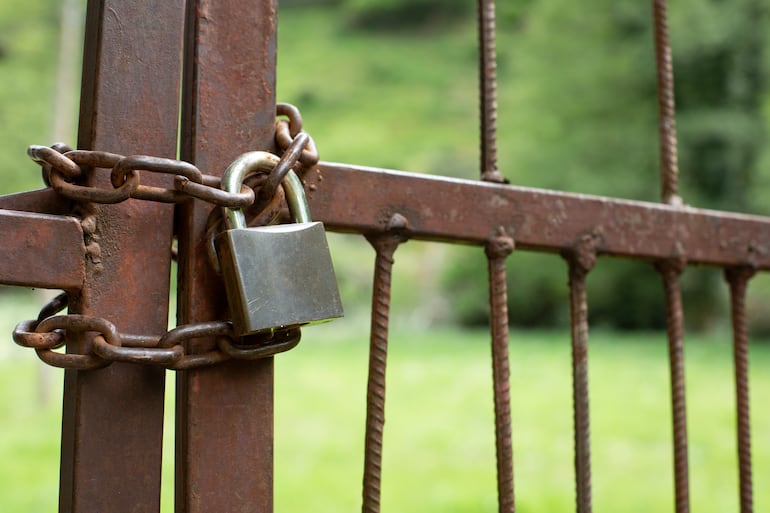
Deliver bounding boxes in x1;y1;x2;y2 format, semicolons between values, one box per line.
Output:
1;1;767;512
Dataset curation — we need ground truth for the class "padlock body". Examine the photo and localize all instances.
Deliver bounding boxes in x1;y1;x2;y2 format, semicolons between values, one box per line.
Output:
215;222;344;336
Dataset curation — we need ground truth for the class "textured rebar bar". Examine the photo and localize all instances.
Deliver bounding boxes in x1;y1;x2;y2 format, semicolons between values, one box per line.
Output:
656;259;690;513
653;4;689;502
486;232;516;513
362;232;404;513
565;244;596;513
726;266;756;513
652;0;682;205
478;0;505;184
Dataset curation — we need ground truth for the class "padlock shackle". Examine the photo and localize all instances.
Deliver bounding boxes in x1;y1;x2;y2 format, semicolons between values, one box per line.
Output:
221;151;311;229
281;171;312;224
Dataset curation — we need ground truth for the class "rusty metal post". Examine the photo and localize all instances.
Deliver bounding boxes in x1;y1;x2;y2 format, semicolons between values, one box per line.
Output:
485;231;515;513
652;0;681;206
59;1;184;511
478;0;505;184
564;242;597;513
725;267;756;513
361;231;405;513
653;2;690;510
175;0;277;511
652;0;690;505
656;259;690;513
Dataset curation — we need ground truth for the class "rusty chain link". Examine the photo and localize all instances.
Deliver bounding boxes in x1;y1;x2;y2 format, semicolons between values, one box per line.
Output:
13;293;301;370
29;143;259;207
15;103;316;369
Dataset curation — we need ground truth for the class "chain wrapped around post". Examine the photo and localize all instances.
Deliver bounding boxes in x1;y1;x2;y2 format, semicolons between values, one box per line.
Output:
13;293;301;370
14;104;316;369
26;103;317;209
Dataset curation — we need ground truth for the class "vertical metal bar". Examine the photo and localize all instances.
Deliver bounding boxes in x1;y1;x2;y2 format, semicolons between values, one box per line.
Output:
652;2;689;505
60;1;184;512
485;232;515;513
479;0;513;500
652;0;682;206
362;232;404;513
175;1;277;511
479;0;513;499
565;246;596;513
656;260;690;513
477;0;505;184
725;267;755;513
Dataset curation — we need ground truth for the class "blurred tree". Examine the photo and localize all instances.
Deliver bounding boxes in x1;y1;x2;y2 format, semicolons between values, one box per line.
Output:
343;0;534;32
344;0;472;31
673;0;766;212
0;0;62;195
671;0;767;330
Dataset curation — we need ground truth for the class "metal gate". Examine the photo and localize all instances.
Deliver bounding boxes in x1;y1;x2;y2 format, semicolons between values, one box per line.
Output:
1;1;766;512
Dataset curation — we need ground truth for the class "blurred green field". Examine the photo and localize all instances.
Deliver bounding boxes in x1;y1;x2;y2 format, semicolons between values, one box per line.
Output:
1;290;769;512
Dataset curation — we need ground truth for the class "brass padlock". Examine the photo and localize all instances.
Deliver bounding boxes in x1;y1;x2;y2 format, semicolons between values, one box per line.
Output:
215;151;343;336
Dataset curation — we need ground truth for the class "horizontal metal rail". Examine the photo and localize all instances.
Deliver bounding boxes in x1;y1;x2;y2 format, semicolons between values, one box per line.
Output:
0;209;84;290
0;189;73;216
309;162;770;269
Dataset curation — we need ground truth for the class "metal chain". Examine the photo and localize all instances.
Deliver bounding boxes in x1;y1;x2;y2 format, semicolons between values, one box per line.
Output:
27;103;318;209
276;102;319;167
13;293;301;370
14;103;316;369
28;145;248;207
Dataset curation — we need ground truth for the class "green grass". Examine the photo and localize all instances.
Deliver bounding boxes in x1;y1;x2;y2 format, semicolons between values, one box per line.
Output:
1;300;769;512
276;324;770;513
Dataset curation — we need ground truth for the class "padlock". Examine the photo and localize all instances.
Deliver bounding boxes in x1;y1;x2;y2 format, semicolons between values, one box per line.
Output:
215;151;343;336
